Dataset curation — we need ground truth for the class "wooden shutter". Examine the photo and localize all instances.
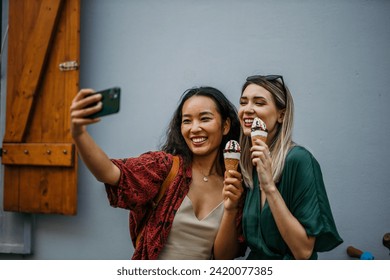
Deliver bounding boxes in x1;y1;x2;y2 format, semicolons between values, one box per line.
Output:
1;0;80;215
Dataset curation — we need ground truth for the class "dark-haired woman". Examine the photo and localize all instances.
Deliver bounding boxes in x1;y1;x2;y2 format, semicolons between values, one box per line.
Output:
70;86;245;260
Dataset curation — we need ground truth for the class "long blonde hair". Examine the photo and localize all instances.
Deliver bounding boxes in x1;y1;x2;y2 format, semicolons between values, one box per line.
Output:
239;76;295;188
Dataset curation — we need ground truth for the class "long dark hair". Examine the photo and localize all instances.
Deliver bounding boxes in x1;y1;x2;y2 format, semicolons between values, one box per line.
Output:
160;86;240;167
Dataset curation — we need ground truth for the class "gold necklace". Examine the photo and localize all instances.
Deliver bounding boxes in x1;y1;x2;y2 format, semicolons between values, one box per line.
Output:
194;161;217;182
199;169;216;182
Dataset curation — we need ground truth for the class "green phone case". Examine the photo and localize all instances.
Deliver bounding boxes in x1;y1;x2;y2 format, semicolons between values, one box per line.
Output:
87;87;120;118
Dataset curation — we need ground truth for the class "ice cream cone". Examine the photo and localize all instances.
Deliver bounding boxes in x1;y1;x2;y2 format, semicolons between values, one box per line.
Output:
251;117;268;145
223;140;241;172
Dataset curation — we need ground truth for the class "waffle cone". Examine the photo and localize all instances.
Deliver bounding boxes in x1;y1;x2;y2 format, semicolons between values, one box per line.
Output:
224;158;239;171
251;135;267;146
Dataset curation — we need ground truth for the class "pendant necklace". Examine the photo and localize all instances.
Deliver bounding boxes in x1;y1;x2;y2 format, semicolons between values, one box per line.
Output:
195;162;216;182
200;170;216;182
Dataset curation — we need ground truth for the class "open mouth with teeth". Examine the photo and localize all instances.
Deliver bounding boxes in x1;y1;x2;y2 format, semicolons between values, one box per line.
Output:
191;137;207;145
243;118;254;128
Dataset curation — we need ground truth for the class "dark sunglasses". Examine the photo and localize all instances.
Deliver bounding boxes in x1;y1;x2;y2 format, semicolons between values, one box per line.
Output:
246;75;286;94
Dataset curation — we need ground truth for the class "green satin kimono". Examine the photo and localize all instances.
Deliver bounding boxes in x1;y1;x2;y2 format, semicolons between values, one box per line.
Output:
243;146;343;259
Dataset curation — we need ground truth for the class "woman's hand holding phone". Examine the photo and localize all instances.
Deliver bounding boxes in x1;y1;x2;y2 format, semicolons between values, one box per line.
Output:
70;89;103;137
70;87;121;137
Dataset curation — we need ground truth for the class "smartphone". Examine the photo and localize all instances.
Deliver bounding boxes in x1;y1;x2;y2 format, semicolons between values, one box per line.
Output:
87;87;120;118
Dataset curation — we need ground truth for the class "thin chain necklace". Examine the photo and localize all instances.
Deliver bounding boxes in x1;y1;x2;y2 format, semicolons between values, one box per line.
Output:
199;169;216;182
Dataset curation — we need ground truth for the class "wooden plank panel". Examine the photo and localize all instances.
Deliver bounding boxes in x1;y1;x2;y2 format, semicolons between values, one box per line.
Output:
3;0;80;215
3;167;20;212
2;0;36;213
3;0;63;143
16;167;72;214
2;143;74;166
21;0;79;215
60;0;80;213
63;0;81;142
3;166;78;216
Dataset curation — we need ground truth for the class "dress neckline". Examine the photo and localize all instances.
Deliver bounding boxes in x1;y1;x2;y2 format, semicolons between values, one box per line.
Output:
185;196;224;222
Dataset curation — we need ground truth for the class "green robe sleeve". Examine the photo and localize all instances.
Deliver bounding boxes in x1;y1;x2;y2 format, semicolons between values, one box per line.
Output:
283;146;343;252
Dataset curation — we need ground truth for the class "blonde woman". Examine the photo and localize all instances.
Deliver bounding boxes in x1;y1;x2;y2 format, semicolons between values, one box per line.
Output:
238;75;343;259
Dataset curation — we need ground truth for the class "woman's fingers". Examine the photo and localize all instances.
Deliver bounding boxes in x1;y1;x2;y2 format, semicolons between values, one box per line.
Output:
70;88;104;119
71;90;102;110
223;172;244;201
73;88;95;102
71;101;102;119
251;150;270;159
224;170;242;180
251;140;270;158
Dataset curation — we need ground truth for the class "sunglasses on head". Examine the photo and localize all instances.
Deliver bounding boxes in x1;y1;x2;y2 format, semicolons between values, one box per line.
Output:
246;75;286;94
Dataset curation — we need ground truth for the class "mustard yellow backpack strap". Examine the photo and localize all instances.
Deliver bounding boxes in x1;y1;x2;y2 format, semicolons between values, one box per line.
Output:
135;155;180;247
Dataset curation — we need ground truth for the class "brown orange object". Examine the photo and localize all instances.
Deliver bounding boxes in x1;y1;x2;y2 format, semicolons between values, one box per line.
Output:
347;246;364;258
383;233;390;250
224;158;239;172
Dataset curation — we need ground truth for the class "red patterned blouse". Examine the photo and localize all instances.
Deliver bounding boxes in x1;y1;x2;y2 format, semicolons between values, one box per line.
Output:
105;151;245;260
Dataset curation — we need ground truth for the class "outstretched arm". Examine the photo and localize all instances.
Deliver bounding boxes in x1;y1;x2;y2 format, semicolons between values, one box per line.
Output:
70;89;120;185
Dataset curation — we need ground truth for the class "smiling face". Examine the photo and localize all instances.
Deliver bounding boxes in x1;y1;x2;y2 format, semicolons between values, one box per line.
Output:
181;95;230;157
238;84;285;145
